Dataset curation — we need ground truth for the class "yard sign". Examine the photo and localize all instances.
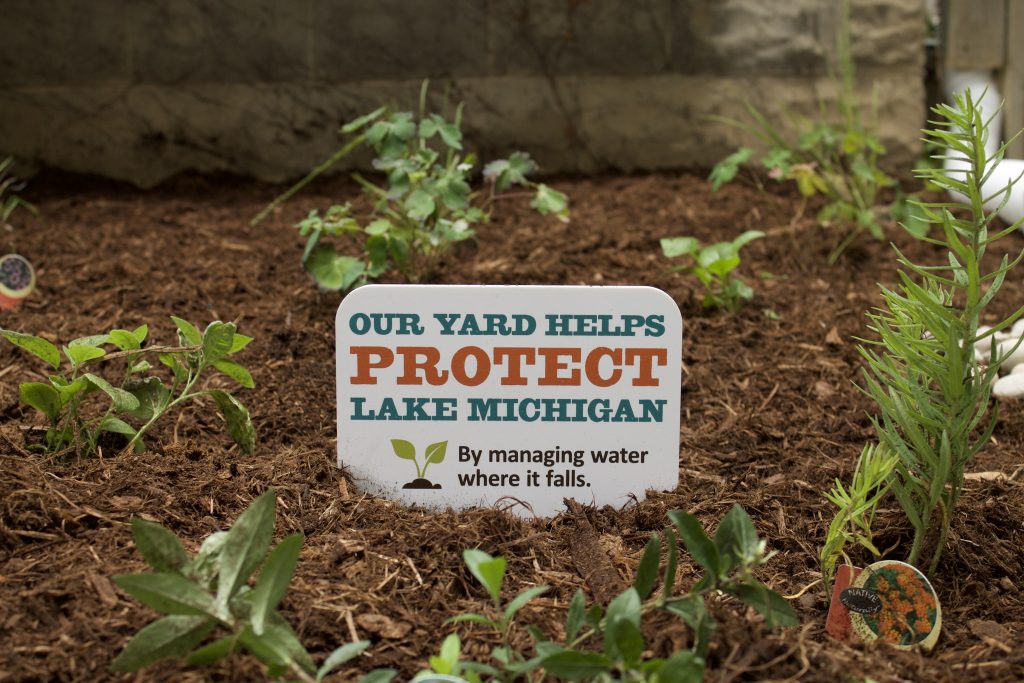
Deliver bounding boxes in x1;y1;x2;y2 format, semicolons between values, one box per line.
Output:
336;285;682;516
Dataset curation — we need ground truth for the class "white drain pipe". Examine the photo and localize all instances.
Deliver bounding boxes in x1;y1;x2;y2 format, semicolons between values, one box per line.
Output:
943;70;1024;225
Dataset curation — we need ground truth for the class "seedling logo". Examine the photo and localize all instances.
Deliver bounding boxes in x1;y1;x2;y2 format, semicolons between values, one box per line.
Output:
392;438;447;490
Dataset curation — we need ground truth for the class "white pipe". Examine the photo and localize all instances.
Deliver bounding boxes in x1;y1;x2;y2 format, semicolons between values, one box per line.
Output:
943;70;1024;225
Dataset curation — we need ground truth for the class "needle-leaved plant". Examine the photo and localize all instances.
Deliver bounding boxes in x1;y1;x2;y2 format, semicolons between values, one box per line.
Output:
112;488;395;683
1;317;255;457
858;90;1024;574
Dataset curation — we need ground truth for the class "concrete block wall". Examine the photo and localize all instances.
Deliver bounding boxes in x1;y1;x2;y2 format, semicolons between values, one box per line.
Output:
0;0;926;186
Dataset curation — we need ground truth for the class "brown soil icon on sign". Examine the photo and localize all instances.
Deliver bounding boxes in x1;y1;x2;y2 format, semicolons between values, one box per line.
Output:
392;438;446;489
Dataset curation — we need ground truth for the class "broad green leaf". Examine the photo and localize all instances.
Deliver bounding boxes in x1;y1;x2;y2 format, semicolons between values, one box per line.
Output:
732;230;765;250
170;316;202;346
65;344;106;366
213;359;255;389
240;618;316;676
540;650;613;680
0;329;60;369
658;650;704;683
605;587;641;627
317;641;371;682
502;585;549;625
19;382;61;421
424;440;447;465
186;635;238;666
463;549;506;604
158;353;189;385
129;360;152;373
125;377;171;421
708;147;753;191
99;416;136;439
667;511;720;577
69;334;109;348
391;439;416;460
633;533;661;599
108;329;142;351
607;615;644;665
358;670;397;683
723;582;798;628
251;534;304;635
132;324;149;344
208;389;256;454
202;322;236;365
83;373;140;412
565;589;586;641
131;518;189;573
216;489;276;606
714;504;761;571
110;615;216;672
405;189;436;220
229;333;254;354
531;184;568;216
113;572;221;618
429;633;460;674
661;237;700;259
52;376;88;406
305;246;365;291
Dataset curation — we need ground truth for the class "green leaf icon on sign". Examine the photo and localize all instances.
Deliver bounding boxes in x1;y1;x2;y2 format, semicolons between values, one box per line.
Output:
425;440;447;465
391;439;416;460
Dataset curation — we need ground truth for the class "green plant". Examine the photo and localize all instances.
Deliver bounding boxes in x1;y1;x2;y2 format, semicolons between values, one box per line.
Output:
433;505;797;682
253;81;568;291
111;488;395;682
858;90;1024;574
1;317;256;457
392;438;447;480
820;443;897;589
709;0;897;263
660;231;764;312
0;156;35;226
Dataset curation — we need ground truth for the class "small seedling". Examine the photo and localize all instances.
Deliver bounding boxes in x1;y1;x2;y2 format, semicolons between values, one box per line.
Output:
660;231;764;312
112;488;395;683
254;81;568;291
0;155;35;227
392;438;447;489
1;317;255;457
820;443;897;589
859;90;1024;573
434;505;797;682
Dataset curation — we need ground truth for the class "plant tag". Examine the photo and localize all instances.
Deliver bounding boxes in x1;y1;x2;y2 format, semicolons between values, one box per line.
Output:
0;253;35;309
336;284;682;516
826;561;941;650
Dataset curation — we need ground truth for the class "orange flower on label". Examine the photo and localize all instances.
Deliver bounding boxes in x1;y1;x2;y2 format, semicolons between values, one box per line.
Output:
849;560;941;651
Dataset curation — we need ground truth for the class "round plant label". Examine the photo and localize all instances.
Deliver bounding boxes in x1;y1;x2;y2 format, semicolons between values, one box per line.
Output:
0;253;35;301
849;560;941;650
335;284;682;516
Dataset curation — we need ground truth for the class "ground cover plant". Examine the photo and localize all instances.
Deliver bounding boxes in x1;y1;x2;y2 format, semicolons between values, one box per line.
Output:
659;231;764;312
711;0;900;263
0;318;255;456
253;82;568;291
856;91;1024;574
1;170;1023;682
112;488;394;682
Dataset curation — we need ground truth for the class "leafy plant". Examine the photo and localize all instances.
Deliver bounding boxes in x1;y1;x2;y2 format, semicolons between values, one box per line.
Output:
660;231;764;312
253;81;569;291
431;505;797;682
858;90;1024;573
0;156;35;227
391;438;447;480
820;443;897;589
709;0;897;263
111;488;395;683
1;317;256;457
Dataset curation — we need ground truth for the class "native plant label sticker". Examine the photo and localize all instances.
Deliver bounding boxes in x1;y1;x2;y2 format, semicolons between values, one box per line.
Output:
336;285;682;516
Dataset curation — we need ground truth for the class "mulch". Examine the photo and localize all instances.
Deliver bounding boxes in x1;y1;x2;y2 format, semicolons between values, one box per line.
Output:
1;169;1022;681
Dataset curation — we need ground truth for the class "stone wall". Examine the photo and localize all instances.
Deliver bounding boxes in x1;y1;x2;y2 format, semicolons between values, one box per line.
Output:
0;0;926;187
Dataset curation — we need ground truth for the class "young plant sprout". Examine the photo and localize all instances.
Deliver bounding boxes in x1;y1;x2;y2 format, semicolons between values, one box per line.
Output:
660;231;764;312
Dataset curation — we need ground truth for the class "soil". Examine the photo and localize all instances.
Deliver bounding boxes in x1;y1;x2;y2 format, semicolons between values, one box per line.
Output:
1;169;1023;682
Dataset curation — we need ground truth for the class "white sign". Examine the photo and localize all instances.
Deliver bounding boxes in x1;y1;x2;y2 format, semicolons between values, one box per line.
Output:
336;285;682;516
